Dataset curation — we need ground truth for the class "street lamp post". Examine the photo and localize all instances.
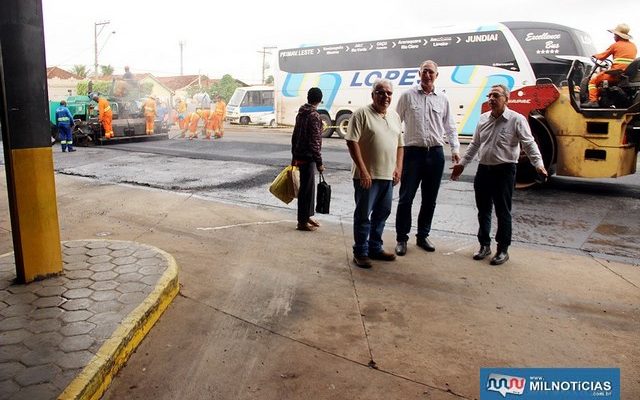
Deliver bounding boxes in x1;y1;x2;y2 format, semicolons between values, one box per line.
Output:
94;20;110;77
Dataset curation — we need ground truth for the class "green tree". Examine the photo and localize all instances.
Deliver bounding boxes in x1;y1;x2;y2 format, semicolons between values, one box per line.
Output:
207;74;241;102
72;65;88;79
140;82;154;97
100;64;114;77
186;84;202;98
76;80;111;96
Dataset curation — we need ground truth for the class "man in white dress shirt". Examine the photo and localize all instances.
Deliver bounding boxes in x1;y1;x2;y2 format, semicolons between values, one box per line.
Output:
394;60;460;256
451;84;547;265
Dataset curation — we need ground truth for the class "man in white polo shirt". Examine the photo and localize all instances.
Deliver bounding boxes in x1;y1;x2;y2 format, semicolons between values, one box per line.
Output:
345;79;404;269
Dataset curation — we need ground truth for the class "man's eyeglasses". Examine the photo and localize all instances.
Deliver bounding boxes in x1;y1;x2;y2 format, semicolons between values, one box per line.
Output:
486;92;504;98
375;90;393;97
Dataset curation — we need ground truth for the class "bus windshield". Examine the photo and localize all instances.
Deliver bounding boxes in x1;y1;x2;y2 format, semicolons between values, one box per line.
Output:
228;89;246;107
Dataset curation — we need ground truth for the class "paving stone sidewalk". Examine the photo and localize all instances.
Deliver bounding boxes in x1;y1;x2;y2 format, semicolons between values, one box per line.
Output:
0;240;177;400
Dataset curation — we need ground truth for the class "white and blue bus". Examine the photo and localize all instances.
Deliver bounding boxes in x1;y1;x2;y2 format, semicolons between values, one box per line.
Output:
226;86;274;125
276;21;596;138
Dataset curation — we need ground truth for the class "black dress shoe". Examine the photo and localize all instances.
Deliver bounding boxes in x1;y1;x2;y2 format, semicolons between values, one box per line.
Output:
395;241;407;256
416;237;435;252
473;245;492;260
490;250;509;265
352;255;372;269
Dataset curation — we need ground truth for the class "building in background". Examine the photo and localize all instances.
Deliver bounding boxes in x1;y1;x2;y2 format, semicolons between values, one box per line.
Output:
46;66;80;100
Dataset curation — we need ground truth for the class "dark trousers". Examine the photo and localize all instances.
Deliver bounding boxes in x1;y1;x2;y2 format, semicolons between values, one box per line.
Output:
58;125;73;151
474;163;516;251
395;146;445;242
297;162;316;224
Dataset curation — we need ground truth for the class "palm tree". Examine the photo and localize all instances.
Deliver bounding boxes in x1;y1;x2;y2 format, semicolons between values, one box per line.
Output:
100;65;114;77
72;64;88;79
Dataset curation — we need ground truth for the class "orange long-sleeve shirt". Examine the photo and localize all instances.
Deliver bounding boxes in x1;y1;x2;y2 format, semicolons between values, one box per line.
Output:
593;40;637;71
214;100;226;117
97;97;112;121
144;98;157;117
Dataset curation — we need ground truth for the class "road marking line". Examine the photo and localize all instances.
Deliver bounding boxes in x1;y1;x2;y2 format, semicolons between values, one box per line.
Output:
196;219;295;231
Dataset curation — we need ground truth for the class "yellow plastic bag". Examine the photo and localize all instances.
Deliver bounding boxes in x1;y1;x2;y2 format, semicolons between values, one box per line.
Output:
269;165;298;204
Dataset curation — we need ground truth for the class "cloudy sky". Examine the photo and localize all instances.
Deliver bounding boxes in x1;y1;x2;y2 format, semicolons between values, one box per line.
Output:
41;0;640;84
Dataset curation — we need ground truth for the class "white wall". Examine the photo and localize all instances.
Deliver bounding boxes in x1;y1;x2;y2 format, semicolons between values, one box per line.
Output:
47;78;79;100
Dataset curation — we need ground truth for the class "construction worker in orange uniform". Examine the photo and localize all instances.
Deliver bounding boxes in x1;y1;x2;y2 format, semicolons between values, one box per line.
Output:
176;98;187;131
212;95;227;139
584;23;637;107
200;107;211;139
179;110;190;138
205;103;216;139
186;109;202;139
92;94;113;139
143;96;157;134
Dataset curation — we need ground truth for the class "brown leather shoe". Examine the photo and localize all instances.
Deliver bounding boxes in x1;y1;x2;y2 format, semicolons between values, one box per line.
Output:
296;222;317;231
369;250;396;261
352;255;372;268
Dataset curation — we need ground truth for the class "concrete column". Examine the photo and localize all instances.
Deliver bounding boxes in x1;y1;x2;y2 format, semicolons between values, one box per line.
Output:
0;0;62;283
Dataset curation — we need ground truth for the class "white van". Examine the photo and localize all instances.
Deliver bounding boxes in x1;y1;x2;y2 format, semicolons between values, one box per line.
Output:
226;86;274;125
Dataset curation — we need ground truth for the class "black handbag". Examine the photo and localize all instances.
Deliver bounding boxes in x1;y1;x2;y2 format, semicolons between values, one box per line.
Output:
316;173;331;214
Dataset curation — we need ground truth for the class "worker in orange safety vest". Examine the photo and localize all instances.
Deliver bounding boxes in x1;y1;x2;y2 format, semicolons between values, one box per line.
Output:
212;95;227;139
185;109;203;139
92;94;113;139
584;23;637;107
200;107;211;139
176;98;187;130
143;96;157;134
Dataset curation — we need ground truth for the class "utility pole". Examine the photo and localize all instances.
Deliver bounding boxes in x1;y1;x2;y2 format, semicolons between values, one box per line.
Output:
179;41;185;76
94;20;110;77
257;46;277;84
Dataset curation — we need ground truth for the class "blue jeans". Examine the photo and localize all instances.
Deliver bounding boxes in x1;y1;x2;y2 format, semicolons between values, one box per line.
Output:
395;146;444;242
352;179;393;257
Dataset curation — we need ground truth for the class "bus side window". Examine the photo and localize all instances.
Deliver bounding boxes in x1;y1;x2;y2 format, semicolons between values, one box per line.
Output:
252;91;261;106
261;90;273;106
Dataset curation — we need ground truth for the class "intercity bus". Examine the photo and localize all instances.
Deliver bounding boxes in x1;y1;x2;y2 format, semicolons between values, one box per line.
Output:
275;21;596;139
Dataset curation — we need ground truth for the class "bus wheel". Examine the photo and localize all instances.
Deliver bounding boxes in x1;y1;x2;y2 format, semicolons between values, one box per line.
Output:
269;119;276;127
516;117;555;188
239;116;250;125
319;114;334;138
335;113;351;139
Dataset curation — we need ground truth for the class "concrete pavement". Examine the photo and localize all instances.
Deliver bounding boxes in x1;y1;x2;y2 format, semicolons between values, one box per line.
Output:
0;171;638;399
